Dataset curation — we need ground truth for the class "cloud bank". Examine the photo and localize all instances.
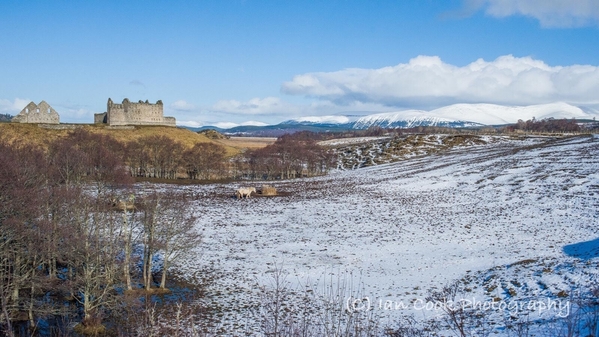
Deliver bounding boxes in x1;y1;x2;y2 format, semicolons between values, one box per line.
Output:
211;97;293;115
0;98;30;114
170;100;196;111
282;55;599;108
466;0;599;27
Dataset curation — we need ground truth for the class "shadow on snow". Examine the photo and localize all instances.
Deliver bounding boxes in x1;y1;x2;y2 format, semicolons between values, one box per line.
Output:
563;237;599;260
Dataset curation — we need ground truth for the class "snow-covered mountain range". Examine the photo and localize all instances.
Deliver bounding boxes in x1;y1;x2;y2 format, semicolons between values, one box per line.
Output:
191;102;598;135
281;102;596;129
350;102;594;129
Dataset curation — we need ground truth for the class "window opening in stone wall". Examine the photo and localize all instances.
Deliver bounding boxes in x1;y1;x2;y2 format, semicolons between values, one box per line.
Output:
48;108;51;113
25;108;29;113
36;108;40;113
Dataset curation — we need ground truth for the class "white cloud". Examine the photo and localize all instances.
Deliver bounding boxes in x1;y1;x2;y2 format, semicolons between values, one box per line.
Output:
467;0;599;27
294;116;351;124
176;120;270;128
213;122;241;129
177;120;203;128
211;97;295;115
170;100;196;111
281;55;599;108
0;98;31;114
240;121;269;126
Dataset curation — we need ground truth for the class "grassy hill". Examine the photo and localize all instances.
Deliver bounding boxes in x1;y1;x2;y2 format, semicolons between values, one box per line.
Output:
0;123;243;156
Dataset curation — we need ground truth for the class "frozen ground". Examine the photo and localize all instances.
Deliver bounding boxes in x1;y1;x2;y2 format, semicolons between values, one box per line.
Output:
172;134;599;335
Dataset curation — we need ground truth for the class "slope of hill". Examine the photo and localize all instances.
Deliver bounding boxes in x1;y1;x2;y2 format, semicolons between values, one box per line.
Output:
352;111;483;129
175;134;599;335
0;124;240;155
429;102;591;125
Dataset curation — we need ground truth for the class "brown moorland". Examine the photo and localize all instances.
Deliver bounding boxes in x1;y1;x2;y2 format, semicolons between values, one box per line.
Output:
0;123;259;155
215;136;277;150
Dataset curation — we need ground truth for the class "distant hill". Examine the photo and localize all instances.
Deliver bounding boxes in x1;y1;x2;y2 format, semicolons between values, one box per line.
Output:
187;123;354;137
0;114;12;122
183;102;598;137
198;129;229;139
352;102;592;129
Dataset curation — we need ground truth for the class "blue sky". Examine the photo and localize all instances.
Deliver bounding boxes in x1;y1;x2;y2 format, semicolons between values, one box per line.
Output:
1;0;598;127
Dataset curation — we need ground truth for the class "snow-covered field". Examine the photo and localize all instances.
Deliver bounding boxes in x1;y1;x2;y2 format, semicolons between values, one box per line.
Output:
173;134;599;335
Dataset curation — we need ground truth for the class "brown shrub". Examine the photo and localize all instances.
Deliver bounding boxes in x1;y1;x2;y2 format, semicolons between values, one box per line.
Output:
261;185;277;196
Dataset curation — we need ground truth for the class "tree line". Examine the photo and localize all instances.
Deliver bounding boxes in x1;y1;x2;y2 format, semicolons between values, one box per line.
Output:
241;132;335;180
505;117;581;133
25;129;335;182
0;130;201;336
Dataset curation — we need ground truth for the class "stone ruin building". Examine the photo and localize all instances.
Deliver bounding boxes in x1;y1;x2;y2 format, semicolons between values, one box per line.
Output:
11;101;60;124
94;98;176;127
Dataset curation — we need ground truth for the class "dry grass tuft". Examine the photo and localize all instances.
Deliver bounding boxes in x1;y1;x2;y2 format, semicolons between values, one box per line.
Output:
216;136;277;150
124;287;172;296
74;322;106;336
261;185;277;196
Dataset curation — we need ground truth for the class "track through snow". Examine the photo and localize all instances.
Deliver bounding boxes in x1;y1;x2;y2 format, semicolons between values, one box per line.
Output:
175;135;599;334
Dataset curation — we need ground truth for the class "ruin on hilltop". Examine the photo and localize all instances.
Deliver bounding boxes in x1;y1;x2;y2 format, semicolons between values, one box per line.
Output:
94;98;176;127
11;101;60;124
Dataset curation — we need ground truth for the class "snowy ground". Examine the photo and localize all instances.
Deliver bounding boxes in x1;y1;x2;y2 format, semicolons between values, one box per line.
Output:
317;136;391;147
171;134;599;335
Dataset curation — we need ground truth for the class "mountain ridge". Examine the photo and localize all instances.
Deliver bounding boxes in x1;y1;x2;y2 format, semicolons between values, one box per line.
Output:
185;102;597;135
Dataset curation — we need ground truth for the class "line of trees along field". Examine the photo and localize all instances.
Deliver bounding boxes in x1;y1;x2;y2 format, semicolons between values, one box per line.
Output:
243;133;335;180
124;132;335;181
0;130;203;336
505;117;581;133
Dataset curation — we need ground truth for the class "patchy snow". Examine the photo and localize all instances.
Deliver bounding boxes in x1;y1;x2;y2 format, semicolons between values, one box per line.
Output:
287;115;351;124
317;136;391;147
167;135;599;334
332;134;515;169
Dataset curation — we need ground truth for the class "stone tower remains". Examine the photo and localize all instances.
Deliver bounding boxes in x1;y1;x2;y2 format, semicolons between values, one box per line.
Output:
11;101;60;124
94;98;176;127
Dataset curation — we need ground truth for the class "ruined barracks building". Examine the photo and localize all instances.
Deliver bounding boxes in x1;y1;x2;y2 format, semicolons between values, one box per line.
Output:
11;101;60;124
94;98;176;127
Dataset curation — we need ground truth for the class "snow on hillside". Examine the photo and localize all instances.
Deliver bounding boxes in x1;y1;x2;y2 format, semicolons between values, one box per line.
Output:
284;115;351;124
211;120;270;129
430;102;592;125
168;134;599;335
353;109;482;129
329;134;504;169
353;102;596;129
317;136;391;147
189;102;596;133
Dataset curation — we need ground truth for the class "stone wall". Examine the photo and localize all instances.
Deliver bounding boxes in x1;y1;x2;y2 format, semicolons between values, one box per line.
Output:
38;124;81;130
95;98;176;127
94;112;107;124
11;101;60;124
